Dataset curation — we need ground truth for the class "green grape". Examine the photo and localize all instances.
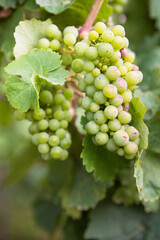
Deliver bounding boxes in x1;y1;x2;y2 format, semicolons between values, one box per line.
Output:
64;33;76;46
100;124;108;133
101;29;114;43
118;66;128;76
32;133;39;145
86;85;97;97
78;79;87;92
50;146;62;159
124;153;136;160
124;141;138;155
60;149;69;160
112;25;125;37
133;137;140;146
63;88;74;101
76;73;84;80
48;135;60;147
125;126;139;141
125;71;139;85
113;130;129;146
81;96;92;110
89;102;100;112
28;122;39;134
111;36;124;50
137;71;143;83
84;73;94;85
37;119;49;131
117;148;124;156
106;66;120;80
104;106;118;119
38;143;50;154
110;50;121;62
123;37;129;48
92;68;101;77
98;43;114;58
94;74;109;90
94;110;106;125
106;138;118;152
85;121;99;135
113;78;127;93
55;128;66;139
95;132;108;145
32;108;45;120
102;65;108;72
124;52;135;63
121;89;132;103
88;30;99;41
118;111;131;124
15;111;26;121
72;59;84;73
108;119;121;131
40;90;53;104
60;137;71;149
115;58;123;67
49;119;60;131
46;24;59;38
38;132;49;143
60;120;68;129
41;154;50;161
50;39;61;51
85;47;98;60
53;93;65;104
86;111;94;121
124;62;132;71
63;26;78;38
64;111;72;122
61;54;72;66
109;94;123;107
54;110;64;120
93;91;107;104
74;42;88;57
46;108;52;115
84;61;95;72
113;4;123;14
61;101;70;111
26;111;33;121
37;38;50;49
94;22;107;34
103;84;117;98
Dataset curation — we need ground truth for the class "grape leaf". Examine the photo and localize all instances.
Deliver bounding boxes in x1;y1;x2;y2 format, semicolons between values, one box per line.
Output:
129;97;149;152
147;119;160;154
36;0;74;14
0;0;24;8
149;0;160;30
13;18;52;58
81;135;127;181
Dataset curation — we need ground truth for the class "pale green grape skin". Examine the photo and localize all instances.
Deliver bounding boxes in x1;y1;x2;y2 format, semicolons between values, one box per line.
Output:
133;137;140;146
54;110;64;120
110;50;121;62
81;96;92;110
94;22;107;34
41;153;50;161
117;148;124;156
113;78;127;93
109;94;123;107
85;121;99;135
112;25;125;37
124;153;136;160
50;146;63;159
60;137;71;149
32;133;39;145
74;42;88;57
124;141;138;155
104;106;118;120
50;39;61;51
118;111;132;124
94;110;106;125
46;108;52;115
121;89;132;103
118;66;128;76
49;119;60;131
32;108;45;121
15;111;26;121
72;59;84;73
46;24;59;38
123;37;129;48
48;135;60;147
26;111;33;121
124;62;132;71
103;84;117;98
106;66;120;80
60;150;69;160
55;128;66;139
53;93;65;104
40;90;53;104
64;33;76;46
89;102;100;112
113;4;123;14
28;122;39;134
76;73;84;81
38;143;50;154
64;111;72;122
101;29;114;43
84;61;95;72
100;124;109;133
124;52;135;63
111;36;124;50
63;26;78;38
61;54;72;66
37;38;50;49
78;79;87;92
98;43;114;58
108;119;121;131
137;71;143;83
61;101;70;111
84;73;94;85
64;88;74;101
37;119;49;131
125;71;139;85
92;68;101;77
93;91;107;104
85;47;98;60
86;85;97;98
86;111;94;121
102;65;108;72
38;132;49;143
95;132;108;145
125;126;139;141
115;58;123;67
60;120;68;129
113;130;129;146
88;30;99;41
106;138;118;152
94;74;109;90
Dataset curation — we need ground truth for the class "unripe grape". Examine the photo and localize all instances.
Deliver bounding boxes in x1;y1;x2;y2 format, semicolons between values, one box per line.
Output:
84;61;95;72
53;93;65;104
28;122;39;134
124;62;132;71
50;146;62;159
37;119;49;131
101;29;114;42
40;90;53;104
78;79;87;92
60;149;69;160
46;108;52;115
72;59;84;73
89;102;100;112
37;38;50;49
117;148;124;156
108;119;121;131
137;71;143;83
100;124;109;133
15;111;26;121
64;33;76;46
61;101;70;111
85;121;99;135
63;26;78;38
118;66;128;75
106;138;118;152
26;111;33;121
74;42;88;57
111;36;124;50
104;106;118;120
84;73;94;85
124;153;136;160
38;143;49;154
32;133;39;145
113;4;123;14
124;52;135;63
106;66;120;80
86;111;94;121
60;120;68;129
55;128;66;139
81;96;92;110
94;22;106;34
41;154;50;161
49;119;60;131
124;141;138;155
93;91;107;104
94;74;109;90
88;30;99;41
125;126;139;141
133;137;140;146
76;73;84;81
112;25;125;37
38;132;49;143
86;85;97;97
94;110;106;125
102;65;108;72
98;43;114;58
61;54;72;66
85;47;98;60
121;89;132;103
113;78;127;93
49;135;60;147
64;111;72;122
118;111;131;124
46;24;59;38
109;94;123;107
103;84;117;98
113;130;129;146
110;50;121;62
123;37;129;48
50;39;61;51
92;68;101;77
95;132;108;145
54;110;64;120
60;137;71;149
32;108;45;120
125;71;139;85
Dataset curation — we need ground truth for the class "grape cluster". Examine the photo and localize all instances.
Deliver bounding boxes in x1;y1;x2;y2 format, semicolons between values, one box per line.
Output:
109;0;129;14
73;22;142;160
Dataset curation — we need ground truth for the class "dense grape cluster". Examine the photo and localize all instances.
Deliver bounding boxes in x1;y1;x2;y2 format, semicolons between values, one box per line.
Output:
73;22;142;159
108;0;129;14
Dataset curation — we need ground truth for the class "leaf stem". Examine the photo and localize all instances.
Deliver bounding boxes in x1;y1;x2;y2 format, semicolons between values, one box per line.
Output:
79;0;104;38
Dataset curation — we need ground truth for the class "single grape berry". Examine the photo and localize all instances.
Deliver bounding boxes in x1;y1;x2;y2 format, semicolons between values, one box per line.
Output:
37;119;49;131
100;124;109;133
74;42;88;57
109;94;123;107
49;119;60;131
50;146;63;159
106;138;118;152
60;137;71;149
81;96;92;110
121;89;132;103
64;33;76;46
113;130;129;146
103;84;117;98
40;90;53;104
95;132;109;145
89;102;100;112
63;26;78;38
94;22;107;34
112;25;125;37
32;108;45;121
124;141;138;155
101;29;114;43
118;111;132;124
49;135;60;147
37;38;50;50
125;126;139;141
38;132;49;143
98;43;114;58
38;143;49;154
106;66;120;80
88;30;99;41
85;121;99;135
85;47;98;60
94;74;109;90
104;106;118;120
108;119;121;131
94;110;106;125
113;78;127;93
94;91;107;104
72;59;84;73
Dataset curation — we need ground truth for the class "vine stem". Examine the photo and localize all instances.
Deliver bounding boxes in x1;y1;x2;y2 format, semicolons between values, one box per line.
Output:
79;0;104;38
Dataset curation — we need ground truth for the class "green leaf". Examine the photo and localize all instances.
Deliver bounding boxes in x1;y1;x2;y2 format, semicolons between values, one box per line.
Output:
0;0;23;8
81;135;127;181
0;100;12;126
129;97;149;152
36;0;74;14
147;119;160;154
13;18;52;58
149;0;160;30
75;107;86;135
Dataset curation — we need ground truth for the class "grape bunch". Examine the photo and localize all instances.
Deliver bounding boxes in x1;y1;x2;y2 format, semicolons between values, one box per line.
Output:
108;0;129;14
73;22;142;160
